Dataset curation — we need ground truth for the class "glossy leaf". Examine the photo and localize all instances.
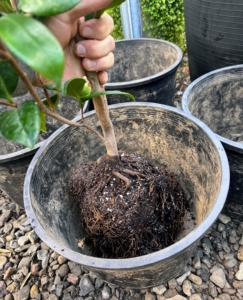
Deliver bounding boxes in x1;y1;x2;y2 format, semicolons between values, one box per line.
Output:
0;101;40;148
18;0;80;16
40;112;46;132
0;14;64;88
42;93;60;109
0;59;18;102
61;78;86;99
0;0;14;13
79;90;135;105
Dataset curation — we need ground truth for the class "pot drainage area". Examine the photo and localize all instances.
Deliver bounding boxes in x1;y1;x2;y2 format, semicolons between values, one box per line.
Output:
1;56;243;300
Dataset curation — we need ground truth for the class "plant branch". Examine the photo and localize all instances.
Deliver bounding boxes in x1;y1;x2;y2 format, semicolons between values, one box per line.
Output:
38;75;55;112
75;23;118;157
0;100;18;108
0;45;106;147
44;109;107;146
0;48;46;111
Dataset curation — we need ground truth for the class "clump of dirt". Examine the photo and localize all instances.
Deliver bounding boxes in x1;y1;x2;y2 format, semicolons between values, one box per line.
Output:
69;151;186;258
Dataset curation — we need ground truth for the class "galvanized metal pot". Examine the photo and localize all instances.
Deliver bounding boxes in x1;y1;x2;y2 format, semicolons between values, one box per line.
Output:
24;103;229;288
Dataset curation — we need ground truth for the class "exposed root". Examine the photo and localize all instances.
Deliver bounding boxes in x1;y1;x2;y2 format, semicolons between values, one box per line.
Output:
112;170;131;190
69;151;186;258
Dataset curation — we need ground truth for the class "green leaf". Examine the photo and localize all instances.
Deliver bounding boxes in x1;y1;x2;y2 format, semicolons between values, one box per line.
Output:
0;0;14;13
0;59;18;102
0;101;41;148
80;90;135;105
0;75;12;102
42;93;60;109
18;0;80;16
95;0;126;18
61;78;86;99
0;14;64;89
40;112;46;132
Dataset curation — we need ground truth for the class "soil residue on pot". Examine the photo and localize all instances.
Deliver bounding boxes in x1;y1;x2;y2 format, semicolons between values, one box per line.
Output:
69;151;186;258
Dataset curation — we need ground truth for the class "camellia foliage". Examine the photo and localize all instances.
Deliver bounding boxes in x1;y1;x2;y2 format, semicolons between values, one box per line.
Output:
0;0;133;149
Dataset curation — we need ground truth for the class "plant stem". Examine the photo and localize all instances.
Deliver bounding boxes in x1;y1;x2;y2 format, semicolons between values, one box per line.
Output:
45;109;106;146
0;49;46;111
0;100;18;108
86;71;118;157
38;75;55;112
75;25;118;157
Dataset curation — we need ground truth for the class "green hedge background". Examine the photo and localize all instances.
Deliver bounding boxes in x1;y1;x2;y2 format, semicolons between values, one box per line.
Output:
107;0;185;51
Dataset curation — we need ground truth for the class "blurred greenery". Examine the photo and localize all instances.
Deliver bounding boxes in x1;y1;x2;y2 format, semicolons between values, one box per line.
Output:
109;1;186;51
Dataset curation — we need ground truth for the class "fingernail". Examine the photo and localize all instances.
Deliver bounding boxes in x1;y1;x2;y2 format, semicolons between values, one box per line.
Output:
76;44;86;56
86;59;96;69
82;27;93;37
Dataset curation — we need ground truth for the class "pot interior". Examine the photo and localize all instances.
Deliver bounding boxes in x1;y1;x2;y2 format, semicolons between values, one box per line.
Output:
0;87;82;156
186;67;243;142
26;105;225;255
107;39;180;83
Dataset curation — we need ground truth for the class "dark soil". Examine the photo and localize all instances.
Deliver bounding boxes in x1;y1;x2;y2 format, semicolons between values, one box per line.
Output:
69;151;186;259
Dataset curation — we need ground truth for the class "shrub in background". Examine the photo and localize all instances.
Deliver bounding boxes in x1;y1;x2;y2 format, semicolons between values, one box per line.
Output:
109;1;185;51
141;0;185;51
107;6;124;40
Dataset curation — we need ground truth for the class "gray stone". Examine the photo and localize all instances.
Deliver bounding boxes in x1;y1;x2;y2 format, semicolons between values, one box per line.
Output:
192;256;201;269
218;223;225;232
18;256;31;269
236;262;243;280
166;296;187;300
3;222;13;234
27;231;39;245
79;274;95;296
49;295;58;300
188;274;202;285
151;285;167;295
168;279;178;289
18;285;30;300
182;280;193;297
209;282;218;298
218;214;231;224
17;236;29;246
37;249;48;260
102;285;111;299
0;256;8;269
62;293;73;300
55;284;64;297
56;263;69;278
224;258;238;269
189;294;203;300
0;210;11;227
218;294;231;300
210;269;226;288
176;270;191;286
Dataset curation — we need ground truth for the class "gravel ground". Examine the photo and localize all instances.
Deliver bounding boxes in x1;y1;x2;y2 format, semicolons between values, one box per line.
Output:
2;55;243;300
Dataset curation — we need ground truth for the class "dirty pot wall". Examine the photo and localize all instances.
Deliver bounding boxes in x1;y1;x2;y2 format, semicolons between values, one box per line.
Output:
24;103;229;288
184;0;243;81
104;39;182;106
182;65;243;221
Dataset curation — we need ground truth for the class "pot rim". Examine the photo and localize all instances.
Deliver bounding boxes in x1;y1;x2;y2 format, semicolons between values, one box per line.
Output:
0;99;88;163
182;64;243;154
104;38;183;89
24;102;230;270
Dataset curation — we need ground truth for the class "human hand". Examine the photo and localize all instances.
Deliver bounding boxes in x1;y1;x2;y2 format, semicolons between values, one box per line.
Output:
44;0;115;85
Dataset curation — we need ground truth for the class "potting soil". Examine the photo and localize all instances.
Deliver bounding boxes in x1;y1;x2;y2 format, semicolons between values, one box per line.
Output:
68;151;186;259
